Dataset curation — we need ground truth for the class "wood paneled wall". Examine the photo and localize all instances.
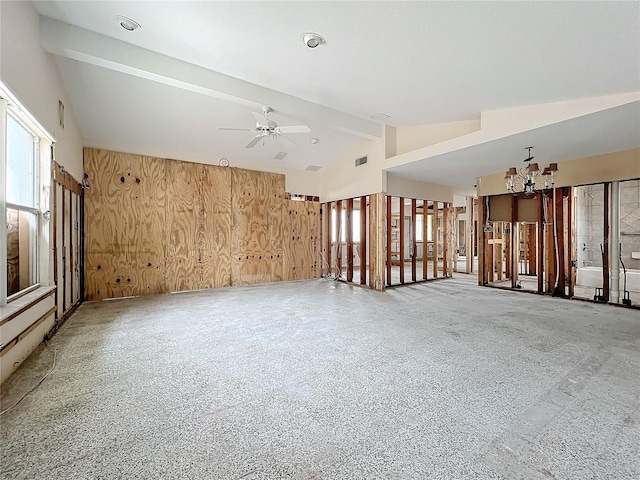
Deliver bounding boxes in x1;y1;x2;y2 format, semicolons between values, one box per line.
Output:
84;148;319;300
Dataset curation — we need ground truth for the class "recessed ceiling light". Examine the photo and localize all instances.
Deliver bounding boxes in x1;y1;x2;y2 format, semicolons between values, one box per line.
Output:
310;138;319;145
116;15;141;31
303;33;325;48
369;113;391;121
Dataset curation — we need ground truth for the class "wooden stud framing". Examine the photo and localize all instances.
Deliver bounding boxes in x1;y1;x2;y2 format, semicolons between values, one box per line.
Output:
510;196;518;288
324;202;331;277
603;182;610;301
411;199;417;282
442;203;449;277
68;189;74;307
422;201;428;279
537;194;545;293
52;161;83;196
432;202;439;279
555;187;565;295
369;193;386;291
466;196;473;274
386;195;392;286
568;187;575;298
336;199;343;277
346;198;354;282
399;197;405;284
360;196;367;285
477;197;486;285
545;195;554;293
61;185;66;314
493;224;501;282
529;222;537;275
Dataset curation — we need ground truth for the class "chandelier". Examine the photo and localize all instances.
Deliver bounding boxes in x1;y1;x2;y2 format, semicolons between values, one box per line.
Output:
505;147;558;194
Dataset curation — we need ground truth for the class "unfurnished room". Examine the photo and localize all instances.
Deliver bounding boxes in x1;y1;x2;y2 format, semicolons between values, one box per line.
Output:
1;1;639;479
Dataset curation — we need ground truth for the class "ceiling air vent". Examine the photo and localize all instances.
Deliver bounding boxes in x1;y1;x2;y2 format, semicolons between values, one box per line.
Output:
274;152;287;160
355;156;368;167
306;165;322;171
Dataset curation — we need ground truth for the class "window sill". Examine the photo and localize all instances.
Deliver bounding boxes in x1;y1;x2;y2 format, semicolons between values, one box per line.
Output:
0;286;56;325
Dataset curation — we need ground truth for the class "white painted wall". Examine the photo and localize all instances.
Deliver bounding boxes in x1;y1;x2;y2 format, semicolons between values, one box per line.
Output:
0;1;83;385
385;93;640;171
319;137;387;202
1;1;83;179
477;148;640;196
386;174;454;203
396;119;480;156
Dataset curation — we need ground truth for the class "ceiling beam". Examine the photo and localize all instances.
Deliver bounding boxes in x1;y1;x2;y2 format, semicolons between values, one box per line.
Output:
40;16;381;140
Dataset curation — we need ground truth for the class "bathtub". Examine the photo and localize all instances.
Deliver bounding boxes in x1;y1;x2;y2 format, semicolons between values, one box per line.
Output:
576;266;640;293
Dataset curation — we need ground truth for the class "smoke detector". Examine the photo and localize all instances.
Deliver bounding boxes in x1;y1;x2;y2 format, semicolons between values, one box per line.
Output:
303;33;325;48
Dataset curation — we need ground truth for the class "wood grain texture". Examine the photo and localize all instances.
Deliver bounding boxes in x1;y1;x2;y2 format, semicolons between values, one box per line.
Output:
85;149;167;299
166;161;231;291
369;193;386;291
283;200;320;281
231;168;287;286
85;149;318;299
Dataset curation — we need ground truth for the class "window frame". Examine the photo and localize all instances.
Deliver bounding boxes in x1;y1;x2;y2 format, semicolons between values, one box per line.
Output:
1;81;54;306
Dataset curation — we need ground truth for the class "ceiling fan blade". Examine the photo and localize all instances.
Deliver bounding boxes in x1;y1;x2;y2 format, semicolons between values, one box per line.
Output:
245;135;263;148
276;135;297;150
277;125;310;134
218;127;254;131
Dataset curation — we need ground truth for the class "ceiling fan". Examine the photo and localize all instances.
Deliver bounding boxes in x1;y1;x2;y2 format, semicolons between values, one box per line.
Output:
218;106;310;149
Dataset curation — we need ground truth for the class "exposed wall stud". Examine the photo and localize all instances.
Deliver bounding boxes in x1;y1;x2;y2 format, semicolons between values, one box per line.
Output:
360;196;367;285
346;198;354;282
411;199;417;282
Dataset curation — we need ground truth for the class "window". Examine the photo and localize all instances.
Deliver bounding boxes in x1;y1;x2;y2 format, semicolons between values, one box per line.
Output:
5;115;40;297
416;214;423;242
1;82;53;304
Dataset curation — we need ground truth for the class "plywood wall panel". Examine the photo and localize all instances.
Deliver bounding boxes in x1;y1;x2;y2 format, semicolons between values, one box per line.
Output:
202;211;232;288
165;161;233;291
85;148;317;298
166;159;198;267
128;156;167;255
231;168;287;286
283;201;320;281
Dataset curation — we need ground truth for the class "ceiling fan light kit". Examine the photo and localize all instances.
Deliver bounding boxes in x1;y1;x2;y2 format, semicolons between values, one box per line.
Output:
218;106;310;150
505;147;558;195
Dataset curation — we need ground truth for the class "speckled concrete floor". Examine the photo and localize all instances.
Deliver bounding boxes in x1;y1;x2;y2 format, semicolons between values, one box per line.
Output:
1;276;639;479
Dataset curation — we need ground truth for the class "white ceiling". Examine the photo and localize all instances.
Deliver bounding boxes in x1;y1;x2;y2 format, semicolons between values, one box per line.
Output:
387;101;640;190
33;1;640;179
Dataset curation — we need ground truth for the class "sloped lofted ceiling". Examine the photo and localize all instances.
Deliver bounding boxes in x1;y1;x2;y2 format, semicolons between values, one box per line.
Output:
33;1;640;180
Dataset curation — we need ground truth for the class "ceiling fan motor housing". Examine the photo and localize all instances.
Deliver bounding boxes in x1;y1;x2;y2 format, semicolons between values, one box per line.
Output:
257;119;277;130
